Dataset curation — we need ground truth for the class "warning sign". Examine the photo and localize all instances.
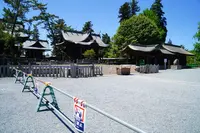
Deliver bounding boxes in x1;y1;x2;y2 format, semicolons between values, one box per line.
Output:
73;97;86;133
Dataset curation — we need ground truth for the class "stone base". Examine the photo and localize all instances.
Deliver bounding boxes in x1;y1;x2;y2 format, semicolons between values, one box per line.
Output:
116;65;131;75
171;65;182;69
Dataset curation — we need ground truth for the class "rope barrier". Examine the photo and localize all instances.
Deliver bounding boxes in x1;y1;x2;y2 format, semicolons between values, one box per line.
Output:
13;68;147;133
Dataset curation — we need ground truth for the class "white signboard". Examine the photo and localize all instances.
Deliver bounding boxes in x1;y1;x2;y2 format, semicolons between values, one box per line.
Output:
73;97;86;133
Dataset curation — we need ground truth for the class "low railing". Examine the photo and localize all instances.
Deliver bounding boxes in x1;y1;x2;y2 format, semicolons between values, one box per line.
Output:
13;68;147;133
0;64;103;78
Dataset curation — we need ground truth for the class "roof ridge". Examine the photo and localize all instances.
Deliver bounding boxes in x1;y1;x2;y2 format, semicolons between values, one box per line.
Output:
27;39;48;42
63;30;100;37
164;43;181;48
131;44;159;47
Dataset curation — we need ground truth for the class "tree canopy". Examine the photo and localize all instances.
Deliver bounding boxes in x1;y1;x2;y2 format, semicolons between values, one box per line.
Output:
118;2;131;23
187;22;200;65
3;0;31;35
83;49;96;59
118;1;140;23
193;22;200;57
32;25;39;40
1;0;45;57
114;15;162;48
82;21;94;33
102;33;111;44
150;0;167;42
130;0;140;16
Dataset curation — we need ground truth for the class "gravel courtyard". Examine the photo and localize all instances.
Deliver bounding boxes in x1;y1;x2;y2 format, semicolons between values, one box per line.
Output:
1;68;200;133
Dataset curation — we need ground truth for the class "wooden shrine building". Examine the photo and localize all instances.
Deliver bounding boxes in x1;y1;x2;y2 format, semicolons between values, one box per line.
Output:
56;31;108;59
20;40;50;59
123;43;194;68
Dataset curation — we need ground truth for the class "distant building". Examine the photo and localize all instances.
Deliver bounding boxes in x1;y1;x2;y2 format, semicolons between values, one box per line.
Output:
123;43;194;68
20;40;50;59
55;31;108;59
0;19;29;56
0;19;51;59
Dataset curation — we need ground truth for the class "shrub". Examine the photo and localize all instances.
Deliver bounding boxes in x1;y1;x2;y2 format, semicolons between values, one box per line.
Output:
83;49;96;59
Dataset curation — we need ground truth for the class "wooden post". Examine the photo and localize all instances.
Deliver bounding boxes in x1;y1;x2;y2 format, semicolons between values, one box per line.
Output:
39;66;41;77
28;63;32;75
70;63;75;78
48;65;50;77
92;63;95;77
3;65;6;77
44;66;46;77
7;63;10;77
0;66;2;77
56;66;59;78
63;67;65;77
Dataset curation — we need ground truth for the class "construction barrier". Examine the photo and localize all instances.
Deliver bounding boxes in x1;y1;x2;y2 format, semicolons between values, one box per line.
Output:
13;68;147;133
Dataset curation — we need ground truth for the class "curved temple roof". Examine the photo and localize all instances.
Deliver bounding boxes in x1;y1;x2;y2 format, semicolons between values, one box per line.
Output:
58;31;108;47
126;43;194;56
162;44;194;56
128;44;159;52
21;40;51;51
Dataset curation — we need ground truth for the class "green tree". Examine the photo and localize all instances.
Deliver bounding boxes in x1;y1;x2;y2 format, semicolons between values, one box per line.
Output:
2;0;45;57
114;15;161;48
32;25;39;40
3;0;30;35
194;22;200;42
150;0;167;42
102;33;111;44
141;9;165;43
51;19;74;59
105;42;121;58
2;0;42;35
55;19;73;32
83;49;96;59
100;33;111;57
118;2;131;23
142;9;159;25
33;10;59;44
193;22;200;64
82;21;94;33
130;0;140;16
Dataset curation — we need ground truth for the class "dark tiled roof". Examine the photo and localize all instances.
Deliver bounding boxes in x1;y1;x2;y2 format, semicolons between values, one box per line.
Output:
22;40;50;51
162;44;194;56
58;31;108;47
128;44;159;52
125;44;193;56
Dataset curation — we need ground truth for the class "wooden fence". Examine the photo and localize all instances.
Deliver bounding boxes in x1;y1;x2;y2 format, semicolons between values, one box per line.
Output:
0;64;103;78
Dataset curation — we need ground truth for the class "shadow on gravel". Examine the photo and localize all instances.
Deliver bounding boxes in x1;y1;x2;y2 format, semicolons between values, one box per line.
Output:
21;86;76;133
49;107;75;133
23;90;33;92
37;105;75;133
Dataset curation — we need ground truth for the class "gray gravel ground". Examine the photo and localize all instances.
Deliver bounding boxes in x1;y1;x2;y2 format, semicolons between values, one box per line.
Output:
1;68;200;133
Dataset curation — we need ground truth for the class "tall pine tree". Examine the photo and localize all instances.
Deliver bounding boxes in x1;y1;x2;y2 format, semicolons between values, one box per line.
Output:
130;0;140;16
118;2;131;23
2;0;43;57
32;25;39;40
82;21;94;33
2;0;33;35
150;0;167;42
33;3;59;44
102;33;111;44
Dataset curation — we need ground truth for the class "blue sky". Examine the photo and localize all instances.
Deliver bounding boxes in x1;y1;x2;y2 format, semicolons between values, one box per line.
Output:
0;0;200;50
